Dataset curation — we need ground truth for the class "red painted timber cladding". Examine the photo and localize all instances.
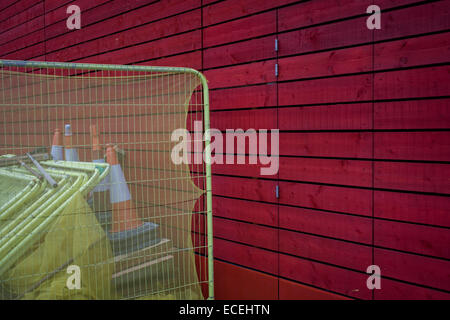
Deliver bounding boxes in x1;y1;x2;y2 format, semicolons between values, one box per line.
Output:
213;259;278;300
375;248;450;292
203;11;275;48
279;75;373;106
279;229;372;271
374;191;450;227
279;205;372;244
374;99;450;130
375;220;450;259
279;254;372;299
279;278;351;300
2;0;449;300
278;104;372;130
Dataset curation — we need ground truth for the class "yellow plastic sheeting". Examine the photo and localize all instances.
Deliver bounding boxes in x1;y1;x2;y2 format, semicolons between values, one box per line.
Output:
3;190;202;300
4;191;115;300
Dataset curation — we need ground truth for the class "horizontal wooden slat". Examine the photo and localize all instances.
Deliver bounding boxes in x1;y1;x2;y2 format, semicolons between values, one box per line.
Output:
374;162;450;194
374;191;450;227
278;0;422;32
46;10;201;63
279;157;372;187
210;108;277;130
279;278;351;300
204;60;276;89
374;32;450;70
374;132;450;161
278;104;372;130
202;0;297;26
214;238;278;275
279;205;372;244
278;17;371;57
374;278;450;300
212;176;277;203
204;35;276;69
279;74;372;106
374;0;450;42
374;66;450;100
209;84;277;110
279;253;372;299
203;11;275;47
214;259;278;300
375;248;450;292
280;132;372;158
213;196;277;226
278;45;372;81
280;229;372;270
213;217;278;251
50;30;202;65
279;181;372;216
375;220;450;259
374;99;450;130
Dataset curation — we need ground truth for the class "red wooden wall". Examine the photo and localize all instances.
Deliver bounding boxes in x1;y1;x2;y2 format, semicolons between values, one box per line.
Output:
1;0;449;300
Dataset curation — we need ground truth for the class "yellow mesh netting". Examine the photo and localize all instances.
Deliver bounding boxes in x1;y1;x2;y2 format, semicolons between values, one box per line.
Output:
0;68;206;300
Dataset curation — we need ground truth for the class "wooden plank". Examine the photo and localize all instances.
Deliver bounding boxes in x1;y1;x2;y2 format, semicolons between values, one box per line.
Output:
212;159;276;180
374;1;450;42
279;254;372;299
278;17;371;57
278;0;421;32
374;162;450;194
203;11;275;48
136;51;202;70
214;260;278;300
204;35;276;69
280;229;372;271
375;248;450;292
279;74;373;106
212;176;277;203
280;132;372;158
0;0;39;29
278;45;372;81
375;220;450;259
214;238;278;275
0;28;45;56
0;43;45;59
374;32;450;71
279;181;372;216
279;205;372;244
44;0;182;39
204;60;277;89
0;13;43;47
45;9;201;61
0;0;18;12
280;157;372;187
374;191;450;227
210;108;277;131
374;278;450;300
209;84;277;111
374;66;450;100
374;99;450;130
279;278;351;300
48;29;202;64
374;132;450;162
202;0;297;26
278;104;372;130
44;0;119;26
213;197;277;226
213;217;278;251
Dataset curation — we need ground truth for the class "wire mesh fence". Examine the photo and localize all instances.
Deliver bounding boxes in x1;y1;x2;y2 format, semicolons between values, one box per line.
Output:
0;60;213;300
